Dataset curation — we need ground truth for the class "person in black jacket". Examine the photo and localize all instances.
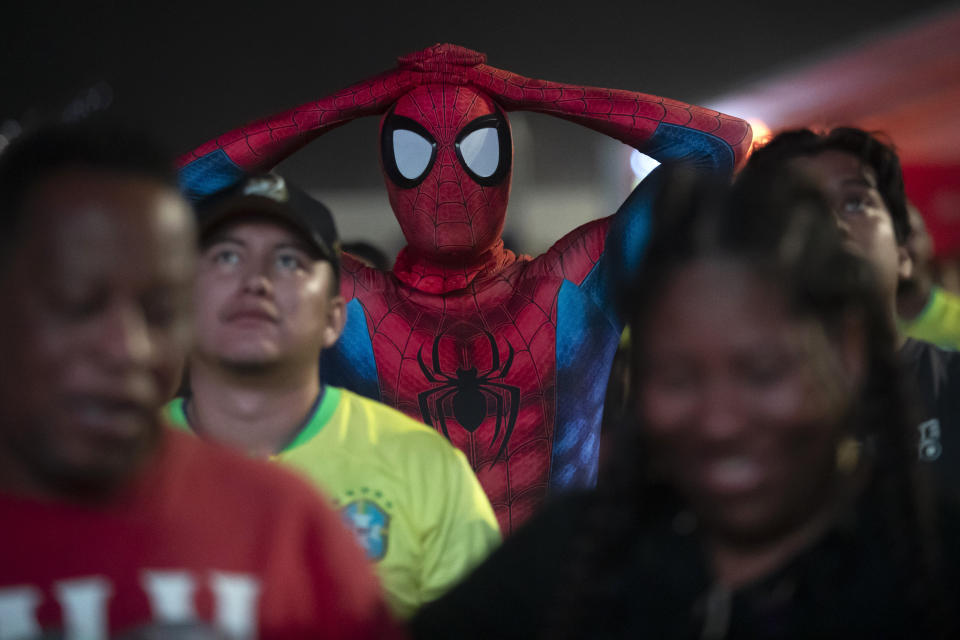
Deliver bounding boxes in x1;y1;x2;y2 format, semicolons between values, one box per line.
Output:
742;128;960;490
411;167;959;639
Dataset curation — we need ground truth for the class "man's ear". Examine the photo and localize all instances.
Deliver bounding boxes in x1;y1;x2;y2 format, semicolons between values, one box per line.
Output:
321;294;347;350
897;243;913;281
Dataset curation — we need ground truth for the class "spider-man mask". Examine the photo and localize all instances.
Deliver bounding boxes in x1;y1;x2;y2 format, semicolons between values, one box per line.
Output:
380;84;513;264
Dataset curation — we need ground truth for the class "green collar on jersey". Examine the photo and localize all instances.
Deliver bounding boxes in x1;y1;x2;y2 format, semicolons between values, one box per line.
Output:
163;386;342;453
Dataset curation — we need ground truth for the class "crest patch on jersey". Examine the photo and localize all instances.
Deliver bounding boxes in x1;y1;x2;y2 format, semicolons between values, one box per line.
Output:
340;499;391;561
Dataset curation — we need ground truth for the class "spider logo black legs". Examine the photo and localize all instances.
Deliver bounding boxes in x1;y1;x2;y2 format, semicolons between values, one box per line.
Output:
417;330;520;465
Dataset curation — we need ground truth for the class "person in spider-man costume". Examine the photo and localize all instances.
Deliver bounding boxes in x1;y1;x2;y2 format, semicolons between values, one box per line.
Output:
178;44;752;533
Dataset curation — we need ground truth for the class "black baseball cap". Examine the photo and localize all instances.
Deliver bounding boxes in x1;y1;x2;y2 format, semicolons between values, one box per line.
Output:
195;174;340;272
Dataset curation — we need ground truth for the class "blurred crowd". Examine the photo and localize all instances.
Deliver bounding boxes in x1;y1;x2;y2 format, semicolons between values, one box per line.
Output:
2;47;960;640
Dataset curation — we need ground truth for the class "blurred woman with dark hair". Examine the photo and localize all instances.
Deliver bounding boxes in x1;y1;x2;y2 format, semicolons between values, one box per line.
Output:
411;166;960;639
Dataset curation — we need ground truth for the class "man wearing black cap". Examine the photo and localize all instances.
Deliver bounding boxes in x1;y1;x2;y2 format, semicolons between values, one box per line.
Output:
164;174;500;618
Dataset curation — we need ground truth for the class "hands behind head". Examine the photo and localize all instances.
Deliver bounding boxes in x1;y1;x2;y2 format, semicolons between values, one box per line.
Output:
397;43;486;71
394;43;491;88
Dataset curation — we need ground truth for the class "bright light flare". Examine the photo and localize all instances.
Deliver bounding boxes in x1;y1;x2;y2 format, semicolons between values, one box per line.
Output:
749;118;772;149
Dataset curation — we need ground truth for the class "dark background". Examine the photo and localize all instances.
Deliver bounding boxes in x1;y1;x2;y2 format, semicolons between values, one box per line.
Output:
3;0;957;251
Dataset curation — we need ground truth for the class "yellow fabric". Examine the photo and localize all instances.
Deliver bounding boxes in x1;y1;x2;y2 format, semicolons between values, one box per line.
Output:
900;286;960;351
164;388;500;618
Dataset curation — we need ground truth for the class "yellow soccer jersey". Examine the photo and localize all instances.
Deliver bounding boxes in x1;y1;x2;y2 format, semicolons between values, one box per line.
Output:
900;286;960;351
164;386;500;618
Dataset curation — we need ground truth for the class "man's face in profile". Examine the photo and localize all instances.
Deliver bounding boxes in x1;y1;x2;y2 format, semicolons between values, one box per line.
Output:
790;150;911;305
0;168;195;497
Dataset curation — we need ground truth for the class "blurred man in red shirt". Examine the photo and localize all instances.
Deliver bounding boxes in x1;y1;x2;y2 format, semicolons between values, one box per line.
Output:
0;121;402;639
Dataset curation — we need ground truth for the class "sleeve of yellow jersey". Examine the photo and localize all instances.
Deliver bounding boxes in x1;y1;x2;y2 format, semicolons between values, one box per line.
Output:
901;286;960;351
415;442;502;610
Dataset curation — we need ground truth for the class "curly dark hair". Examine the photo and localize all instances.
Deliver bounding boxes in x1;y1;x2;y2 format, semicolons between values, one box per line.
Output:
543;164;948;638
741;127;910;243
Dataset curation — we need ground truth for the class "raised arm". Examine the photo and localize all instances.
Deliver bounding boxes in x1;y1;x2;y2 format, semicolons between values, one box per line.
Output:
433;41;752;323
177;70;412;200
477;68;750;171
403;44;752;173
176;61;477;201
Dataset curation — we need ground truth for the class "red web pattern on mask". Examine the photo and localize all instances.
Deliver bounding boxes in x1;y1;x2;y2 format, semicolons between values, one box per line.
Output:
387;83;509;258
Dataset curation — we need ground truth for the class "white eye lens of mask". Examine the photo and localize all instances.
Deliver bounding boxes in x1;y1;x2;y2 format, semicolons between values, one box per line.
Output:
459;127;500;178
393;129;433;180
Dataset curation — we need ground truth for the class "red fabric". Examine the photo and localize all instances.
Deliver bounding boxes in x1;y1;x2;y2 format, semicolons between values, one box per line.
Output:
902;164;960;258
338;220;610;531
383;85;510;283
177;44;752;532
175;45;751;282
0;429;402;639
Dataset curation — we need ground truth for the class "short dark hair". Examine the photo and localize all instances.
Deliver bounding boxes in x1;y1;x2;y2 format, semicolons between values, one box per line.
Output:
0;118;178;258
742;127;909;243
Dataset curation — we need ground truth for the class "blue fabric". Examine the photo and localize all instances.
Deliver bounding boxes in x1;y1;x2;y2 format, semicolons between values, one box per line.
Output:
579;119;736;322
548;124;737;491
581;167;661;324
178;149;246;202
264;116;739;499
322;299;381;401
643;122;736;174
551;280;622;491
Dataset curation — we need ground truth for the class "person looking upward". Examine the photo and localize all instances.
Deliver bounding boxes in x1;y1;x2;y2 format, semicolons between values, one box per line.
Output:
742;127;960;491
164;174;500;618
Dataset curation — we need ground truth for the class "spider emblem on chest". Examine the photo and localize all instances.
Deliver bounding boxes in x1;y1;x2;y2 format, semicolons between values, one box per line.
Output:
417;329;520;465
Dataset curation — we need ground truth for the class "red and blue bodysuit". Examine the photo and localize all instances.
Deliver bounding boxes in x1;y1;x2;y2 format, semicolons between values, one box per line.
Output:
178;44;752;532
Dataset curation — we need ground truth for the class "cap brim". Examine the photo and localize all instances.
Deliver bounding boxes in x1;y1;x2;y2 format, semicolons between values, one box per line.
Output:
198;194;334;263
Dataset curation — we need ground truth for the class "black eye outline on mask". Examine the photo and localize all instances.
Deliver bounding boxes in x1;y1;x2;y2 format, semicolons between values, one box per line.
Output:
381;111;438;189
455;111;512;186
